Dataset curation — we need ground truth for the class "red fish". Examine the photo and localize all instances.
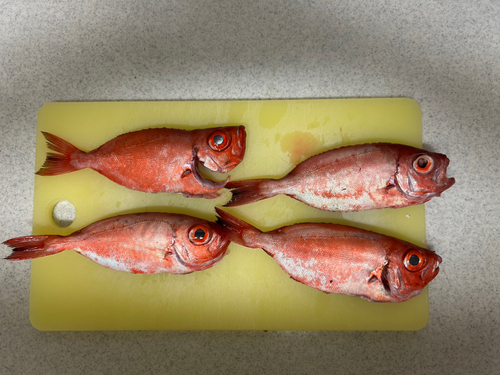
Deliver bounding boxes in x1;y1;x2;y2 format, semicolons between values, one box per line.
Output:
225;143;455;211
4;213;230;274
37;126;247;198
215;208;441;302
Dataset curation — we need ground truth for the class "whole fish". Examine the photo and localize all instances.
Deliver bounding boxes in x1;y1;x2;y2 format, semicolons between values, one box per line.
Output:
215;208;441;302
4;213;230;274
225;143;455;211
37;126;247;198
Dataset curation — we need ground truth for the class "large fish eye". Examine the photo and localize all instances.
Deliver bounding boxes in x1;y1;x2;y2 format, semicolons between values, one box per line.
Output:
188;224;212;245
413;155;434;175
208;131;231;151
404;250;425;272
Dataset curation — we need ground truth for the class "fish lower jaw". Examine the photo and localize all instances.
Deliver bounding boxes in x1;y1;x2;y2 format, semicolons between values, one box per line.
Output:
433;260;440;272
218;161;240;173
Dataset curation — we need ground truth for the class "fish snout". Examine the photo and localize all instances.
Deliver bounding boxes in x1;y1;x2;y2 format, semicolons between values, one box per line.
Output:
446;177;456;187
430;254;442;275
436;155;455;187
432;158;455;193
435;255;442;269
436;176;455;194
230;125;247;155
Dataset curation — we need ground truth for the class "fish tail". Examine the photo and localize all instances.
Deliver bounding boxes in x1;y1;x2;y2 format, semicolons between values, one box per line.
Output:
3;235;62;260
214;208;262;248
36;132;82;176
224;179;277;207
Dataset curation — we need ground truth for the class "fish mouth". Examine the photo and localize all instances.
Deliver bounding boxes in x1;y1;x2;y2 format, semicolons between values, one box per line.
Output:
434;258;441;272
223;161;243;172
420;255;442;281
233;125;246;152
432;161;455;194
203;154;241;173
435;176;455;195
433;255;442;273
405;170;455;200
220;126;246;172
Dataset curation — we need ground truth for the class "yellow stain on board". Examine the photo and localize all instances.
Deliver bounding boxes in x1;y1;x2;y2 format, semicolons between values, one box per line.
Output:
280;131;320;165
31;98;428;331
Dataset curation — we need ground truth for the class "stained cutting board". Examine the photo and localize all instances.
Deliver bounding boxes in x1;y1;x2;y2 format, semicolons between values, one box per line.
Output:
31;98;429;330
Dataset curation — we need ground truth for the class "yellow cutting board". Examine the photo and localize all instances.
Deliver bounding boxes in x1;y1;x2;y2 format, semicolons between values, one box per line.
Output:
31;98;429;331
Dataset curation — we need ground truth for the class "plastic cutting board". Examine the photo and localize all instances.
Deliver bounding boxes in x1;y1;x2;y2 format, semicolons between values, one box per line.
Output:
31;98;429;330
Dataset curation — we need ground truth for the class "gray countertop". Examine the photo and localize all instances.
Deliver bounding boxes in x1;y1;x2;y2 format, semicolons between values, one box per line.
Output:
1;1;499;374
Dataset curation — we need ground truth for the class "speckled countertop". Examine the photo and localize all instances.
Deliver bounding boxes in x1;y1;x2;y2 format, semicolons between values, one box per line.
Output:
1;1;499;374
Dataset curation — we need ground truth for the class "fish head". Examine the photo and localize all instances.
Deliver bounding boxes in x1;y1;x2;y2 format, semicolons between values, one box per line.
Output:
383;242;442;302
395;147;455;203
196;126;247;173
173;218;231;268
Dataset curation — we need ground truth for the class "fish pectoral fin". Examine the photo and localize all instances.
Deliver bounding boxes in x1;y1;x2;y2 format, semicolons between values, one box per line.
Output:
367;260;388;283
384;178;397;193
368;260;391;292
164;244;176;259
368;271;381;284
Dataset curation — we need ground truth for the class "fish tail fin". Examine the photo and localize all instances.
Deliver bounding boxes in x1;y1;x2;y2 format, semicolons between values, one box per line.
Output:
224;178;277;207
214;208;262;248
3;235;62;260
36;132;82;176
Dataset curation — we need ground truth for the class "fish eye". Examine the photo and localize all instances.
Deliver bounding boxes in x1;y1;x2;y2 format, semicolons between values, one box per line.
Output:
213;134;224;145
413;155;434;175
404;250;425;272
188;224;212;245
208;131;231;151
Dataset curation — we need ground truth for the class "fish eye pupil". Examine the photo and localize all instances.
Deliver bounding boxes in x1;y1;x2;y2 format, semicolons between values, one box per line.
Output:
213;134;224;145
409;254;420;266
194;228;206;239
417;158;428;169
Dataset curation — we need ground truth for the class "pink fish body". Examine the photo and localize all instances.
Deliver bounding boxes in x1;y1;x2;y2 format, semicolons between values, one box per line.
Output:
226;143;455;211
4;213;230;274
37;126;247;198
216;209;441;302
